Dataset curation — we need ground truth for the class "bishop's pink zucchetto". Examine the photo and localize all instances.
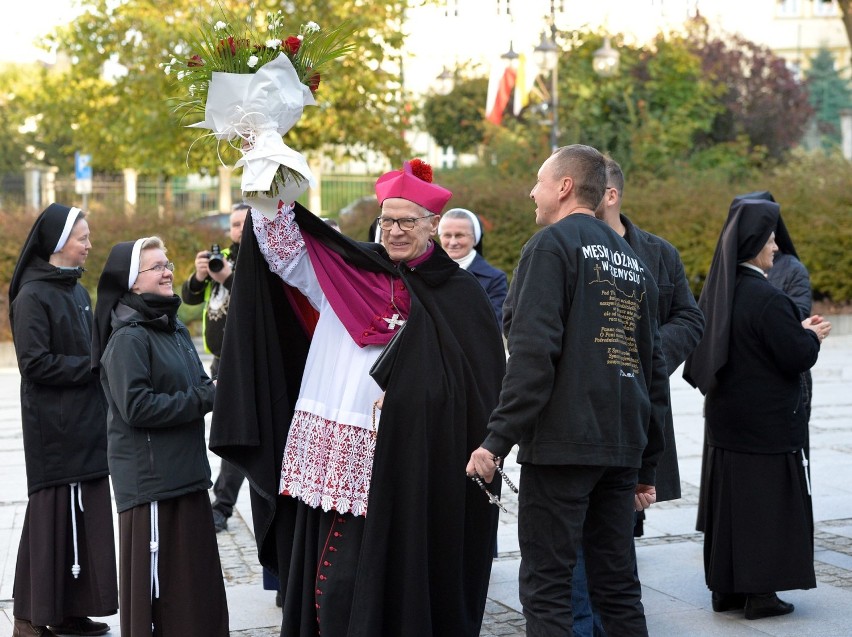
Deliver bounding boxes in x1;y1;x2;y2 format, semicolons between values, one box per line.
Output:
374;159;452;215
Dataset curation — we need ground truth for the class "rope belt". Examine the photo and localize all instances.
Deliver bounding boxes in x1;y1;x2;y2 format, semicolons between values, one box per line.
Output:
69;482;84;579
150;501;160;600
801;448;812;496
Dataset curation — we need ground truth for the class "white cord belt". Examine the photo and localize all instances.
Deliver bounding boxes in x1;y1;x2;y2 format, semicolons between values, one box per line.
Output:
69;482;83;579
801;448;812;496
150;501;160;600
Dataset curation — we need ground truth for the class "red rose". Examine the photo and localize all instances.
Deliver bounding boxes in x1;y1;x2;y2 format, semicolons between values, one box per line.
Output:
187;54;204;67
216;37;247;56
283;36;301;55
409;159;433;183
308;72;321;93
217;36;237;56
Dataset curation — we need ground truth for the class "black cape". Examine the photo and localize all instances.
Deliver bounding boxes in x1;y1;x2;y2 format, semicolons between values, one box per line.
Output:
210;203;506;636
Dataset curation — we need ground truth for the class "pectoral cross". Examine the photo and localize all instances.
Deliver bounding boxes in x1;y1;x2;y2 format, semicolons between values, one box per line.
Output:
383;314;406;330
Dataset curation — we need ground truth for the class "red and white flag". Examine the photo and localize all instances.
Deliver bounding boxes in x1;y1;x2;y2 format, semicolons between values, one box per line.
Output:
485;63;517;126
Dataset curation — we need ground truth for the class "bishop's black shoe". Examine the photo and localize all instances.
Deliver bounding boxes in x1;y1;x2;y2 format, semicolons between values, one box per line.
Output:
744;593;795;620
711;591;746;612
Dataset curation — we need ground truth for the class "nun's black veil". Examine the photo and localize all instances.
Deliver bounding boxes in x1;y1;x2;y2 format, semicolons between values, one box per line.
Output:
91;241;136;372
9;203;82;305
683;198;784;394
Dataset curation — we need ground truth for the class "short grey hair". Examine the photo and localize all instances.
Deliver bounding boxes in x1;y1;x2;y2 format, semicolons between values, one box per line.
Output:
139;236;166;253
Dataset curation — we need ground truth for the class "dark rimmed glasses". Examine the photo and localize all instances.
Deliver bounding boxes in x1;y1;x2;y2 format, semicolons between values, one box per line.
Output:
138;261;175;274
376;215;432;231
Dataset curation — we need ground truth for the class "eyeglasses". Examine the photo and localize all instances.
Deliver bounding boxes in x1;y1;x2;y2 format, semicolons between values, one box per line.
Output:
440;233;473;241
376;215;432;231
138;261;175;274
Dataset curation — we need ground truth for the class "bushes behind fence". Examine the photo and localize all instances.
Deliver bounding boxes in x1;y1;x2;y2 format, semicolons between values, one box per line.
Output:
0;206;228;340
1;152;850;340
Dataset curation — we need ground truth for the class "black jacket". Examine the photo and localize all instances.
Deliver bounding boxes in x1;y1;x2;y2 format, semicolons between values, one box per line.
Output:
705;267;819;453
767;252;812;319
622;214;704;500
99;303;215;512
485;214;668;485
10;261;108;494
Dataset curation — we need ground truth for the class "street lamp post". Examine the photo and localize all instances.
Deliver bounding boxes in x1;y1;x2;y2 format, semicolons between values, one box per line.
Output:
534;28;559;152
593;36;620;78
531;2;620;153
435;65;454;96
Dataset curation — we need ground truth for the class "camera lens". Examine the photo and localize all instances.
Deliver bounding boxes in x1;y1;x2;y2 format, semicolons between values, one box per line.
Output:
208;244;224;273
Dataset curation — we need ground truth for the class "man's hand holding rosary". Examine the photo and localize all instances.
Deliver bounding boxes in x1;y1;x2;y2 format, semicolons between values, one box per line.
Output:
466;447;518;513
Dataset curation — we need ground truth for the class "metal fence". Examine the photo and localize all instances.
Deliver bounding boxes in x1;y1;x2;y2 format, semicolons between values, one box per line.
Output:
0;172;378;218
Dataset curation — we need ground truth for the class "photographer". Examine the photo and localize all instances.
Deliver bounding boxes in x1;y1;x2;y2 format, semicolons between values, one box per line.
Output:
181;202;248;532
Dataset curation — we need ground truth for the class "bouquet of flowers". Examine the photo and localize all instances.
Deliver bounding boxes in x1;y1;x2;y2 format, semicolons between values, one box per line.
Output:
167;10;355;212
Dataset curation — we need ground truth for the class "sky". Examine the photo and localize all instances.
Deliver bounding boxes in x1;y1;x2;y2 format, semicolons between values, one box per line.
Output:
4;1;848;85
4;0;82;64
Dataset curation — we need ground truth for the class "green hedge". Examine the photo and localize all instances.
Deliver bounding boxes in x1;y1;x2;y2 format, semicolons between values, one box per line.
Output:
0;206;227;340
438;151;852;306
3;151;849;341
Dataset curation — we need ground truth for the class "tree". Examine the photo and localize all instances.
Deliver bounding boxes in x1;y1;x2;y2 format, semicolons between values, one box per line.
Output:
0;63;84;174
0;64;41;173
24;0;411;177
810;0;852;68
420;77;488;154
518;30;720;177
804;47;852;149
686;17;813;159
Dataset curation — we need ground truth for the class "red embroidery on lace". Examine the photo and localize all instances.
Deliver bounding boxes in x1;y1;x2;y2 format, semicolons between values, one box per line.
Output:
280;410;375;516
252;204;305;279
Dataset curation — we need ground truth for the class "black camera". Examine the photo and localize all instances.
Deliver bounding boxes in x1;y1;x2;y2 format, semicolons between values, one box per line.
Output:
207;244;225;273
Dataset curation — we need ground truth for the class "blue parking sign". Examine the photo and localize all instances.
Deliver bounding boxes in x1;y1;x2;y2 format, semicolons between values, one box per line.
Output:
75;152;92;180
75;152;93;195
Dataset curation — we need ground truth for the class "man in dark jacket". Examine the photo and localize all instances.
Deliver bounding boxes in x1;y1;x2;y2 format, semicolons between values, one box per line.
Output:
467;145;669;636
570;156;705;635
181;202;248;532
597;157;705;503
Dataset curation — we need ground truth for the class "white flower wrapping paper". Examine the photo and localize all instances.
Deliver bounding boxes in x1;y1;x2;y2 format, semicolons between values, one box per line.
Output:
189;53;317;209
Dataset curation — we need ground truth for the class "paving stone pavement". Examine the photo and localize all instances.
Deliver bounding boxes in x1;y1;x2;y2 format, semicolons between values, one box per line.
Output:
2;330;852;636
214;473;528;637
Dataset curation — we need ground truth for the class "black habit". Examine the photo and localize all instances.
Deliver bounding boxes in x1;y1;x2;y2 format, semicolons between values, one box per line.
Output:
684;198;820;594
210;203;506;637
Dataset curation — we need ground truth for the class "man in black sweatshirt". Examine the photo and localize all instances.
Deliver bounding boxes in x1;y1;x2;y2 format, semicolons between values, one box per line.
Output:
467;145;669;637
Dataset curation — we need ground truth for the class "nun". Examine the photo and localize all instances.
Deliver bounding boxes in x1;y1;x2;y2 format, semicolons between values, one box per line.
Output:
92;238;228;636
684;197;831;620
9;203;117;637
437;208;508;326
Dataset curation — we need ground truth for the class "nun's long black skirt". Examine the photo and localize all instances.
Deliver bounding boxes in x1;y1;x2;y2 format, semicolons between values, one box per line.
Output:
13;477;118;626
118;490;228;636
700;446;816;594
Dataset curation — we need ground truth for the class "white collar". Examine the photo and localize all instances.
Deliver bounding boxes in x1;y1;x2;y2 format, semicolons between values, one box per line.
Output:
739;262;767;277
453;250;477;270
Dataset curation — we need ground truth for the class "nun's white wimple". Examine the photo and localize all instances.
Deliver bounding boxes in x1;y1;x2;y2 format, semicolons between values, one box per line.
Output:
439;208;482;245
128;238;145;290
52;207;82;254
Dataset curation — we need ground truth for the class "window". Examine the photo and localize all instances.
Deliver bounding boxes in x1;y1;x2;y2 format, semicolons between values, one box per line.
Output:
813;0;838;17
777;0;801;17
